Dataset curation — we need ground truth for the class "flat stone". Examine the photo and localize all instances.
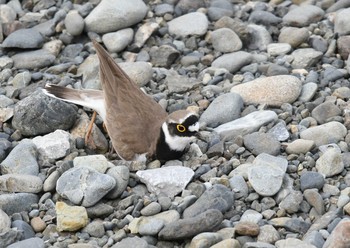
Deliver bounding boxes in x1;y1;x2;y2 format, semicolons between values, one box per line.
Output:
267;43;292;56
285;139;315;154
168;12;208;37
283;5;324;27
136;166;194;198
56;167;116;207
212;51;253;73
102;28;134;53
119;62;153;87
189;232;223;248
311;102;341;124
73;155;111;174
243;132;281;156
56;201;88;232
0;174;42;193
304;189;325;215
214;110;278;141
32;130;71;160
7;237;45;248
11;220;35;240
278;27;310;48
158;209;223;240
300;171;325;191
84;0;148;33
150;45;180;68
316;148;344;177
229;175;248;199
334;8;350;36
12;49;55;70
211;28;242;53
291;48;323;69
0;193;38;215
299;83;318;102
2;28;44;48
231;75;302;107
199;92;243;128
134;22;159;48
235;221;260;236
275;238;317;248
112;236;148;248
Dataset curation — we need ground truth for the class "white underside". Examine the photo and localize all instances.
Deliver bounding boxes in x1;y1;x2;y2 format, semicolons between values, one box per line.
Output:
162;123;196;151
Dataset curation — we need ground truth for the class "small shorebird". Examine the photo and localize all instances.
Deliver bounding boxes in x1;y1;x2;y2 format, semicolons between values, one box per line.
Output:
43;40;199;162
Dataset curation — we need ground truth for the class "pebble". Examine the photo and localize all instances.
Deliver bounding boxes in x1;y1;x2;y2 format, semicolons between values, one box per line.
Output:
0;193;38;215
102;29;134;53
119;62;153;87
56;167;116;207
275;238;317;248
247;24;273;51
65;10;84;36
140;202;162;216
311;101;341;124
7;237;45;248
136;166;194;198
267;43;292;56
229;175;248;199
304;189;325;215
199;92;243;128
212;51;253;73
334;8;350;36
243;132;281;156
283;5;324;27
235;221;260;236
168;12;208;37
84;0;148;33
278;27;309;48
189;232;223;248
56;201;88;232
2;28;44;49
211;28;242;53
285;139;315;154
257;225;280;244
30;217;46;233
112;236;148;248
316;148;344;177
299;83;318;102
300;171;325;191
105;165;129;199
231;75;302;107
291;48;323;69
0;174;42;193
210;239;240;248
11;49;56;69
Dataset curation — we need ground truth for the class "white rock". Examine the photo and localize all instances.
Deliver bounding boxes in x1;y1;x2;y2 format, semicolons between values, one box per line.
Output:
168;12;208;37
65;10;84;36
102;28;134;53
316;148;344;177
73;155;112;173
136;166;194;198
32;130;71;160
267;43;292;56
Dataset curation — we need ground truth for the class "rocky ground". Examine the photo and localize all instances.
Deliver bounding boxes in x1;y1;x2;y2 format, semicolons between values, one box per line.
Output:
0;0;350;247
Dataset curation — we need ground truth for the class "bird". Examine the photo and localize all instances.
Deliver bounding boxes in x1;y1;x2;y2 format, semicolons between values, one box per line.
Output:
43;40;199;162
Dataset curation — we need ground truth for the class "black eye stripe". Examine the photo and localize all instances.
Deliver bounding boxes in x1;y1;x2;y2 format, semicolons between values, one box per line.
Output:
182;115;198;127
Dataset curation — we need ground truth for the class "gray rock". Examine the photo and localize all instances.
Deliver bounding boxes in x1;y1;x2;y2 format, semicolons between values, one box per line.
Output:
119;61;153;87
231;75;302;107
11;220;35;240
158;209;223;240
168;12;208;37
138;217;164;236
11;49;55;70
267;64;289;76
299;83;318;102
7;237;45;248
56;167;116;207
0;4;16;23
0;229;23;248
283;5;324;27
212;51;253;73
291;48;323;69
267;43;292;57
2;28;44;48
0;208;10;232
257;225;280;244
214;110;278;141
32;130;71;160
73;155;111;173
304;189;325;215
247;24;272;51
43;170;60;192
0;95;14;108
85;0;148;33
0;174;42;193
1;139;39;175
275;238;315;248
244;132;281;156
311;102;341;124
183;184;234;218
229;175;248;199
0;56;13;69
65;10;84;36
303;230;325;248
165;72;200;94
102;28;134;53
136;166;194;198
249;10;282;26
268;122;289;142
211;28;242;53
86;203;114;219
285;139;315;155
240;209;263;223
300;121;347;147
133;22;159;49
112;236;148;248
337;36;350;60
11;71;31;89
0;193;38;215
12;91;78;136
278;27;309;48
189;232;223;248
300;171;325;191
316;148;344;177
105;165;130;199
279;191;303;214
334;8;350;36
208;0;234;21
154;4;174;16
199;92;243;128
141;202;162;216
150;45;180;68
82;220;105;238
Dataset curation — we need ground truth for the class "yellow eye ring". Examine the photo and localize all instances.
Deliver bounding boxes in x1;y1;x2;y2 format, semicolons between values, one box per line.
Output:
176;124;186;133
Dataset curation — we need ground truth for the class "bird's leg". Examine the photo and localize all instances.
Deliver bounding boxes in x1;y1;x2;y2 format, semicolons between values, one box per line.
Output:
85;111;97;148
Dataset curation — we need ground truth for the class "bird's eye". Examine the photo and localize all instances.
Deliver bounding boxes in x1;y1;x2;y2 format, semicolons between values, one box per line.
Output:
176;124;186;133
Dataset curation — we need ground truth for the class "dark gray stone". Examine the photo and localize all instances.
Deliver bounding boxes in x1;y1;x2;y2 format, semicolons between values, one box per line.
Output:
7;237;45;248
112;236;148;248
0;229;23;248
150;45;180;68
11;220;35;240
311;102;341;124
0;193;38;215
248;10;282;26
243;132;281;156
2;29;44;49
12;90;78;136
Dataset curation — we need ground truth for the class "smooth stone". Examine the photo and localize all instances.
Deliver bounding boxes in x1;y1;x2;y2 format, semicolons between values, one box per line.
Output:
149;45;180;68
268;122;289;142
311;102;341;124
240;209;263;224
337;36;350;60
270;217;311;234
247;24;272;51
140;202;162;216
0;208;11;232
211;28;242;53
267;43;292;56
189;232;223;247
291;48;323;69
134;22;159;48
199;92;243;128
249;10;282;25
279;27;309;48
285;139;315;154
243;132;281;156
12;91;77;136
32;130;71;160
102;28;134;53
168;12;208;37
158;209;223;240
300;171;325;191
119;61;153;87
73;155;111;173
323;218;350;248
30;217;46;232
279;191;303;214
257;225;280;244
138;218;164;236
56;201;88;232
165;72;200;94
275;238;317;248
0;174;42;193
0;4;16;23
248;153;286;197
0;56;13;69
214;110;278;140
0;95;14;108
136;166;194;198
111;237;148;248
299;83;318;102
235;221;260;236
7;237;45;248
316;148;344;177
0;193;38;215
82;220;105;238
300;121;347;147
304;189;325;215
11;49;55;69
231;75;302;107
282;5;324;27
334;8;350;36
1;139;39;176
11;71;31;89
229;175;249;199
84;0;148;33
210;239;240;248
207;0;234;21
2;28;44;48
105;165;129;199
65;10;84;36
212;51;253;73
243;242;275;248
56;167;116;207
332;86;350;99
11;220;35;239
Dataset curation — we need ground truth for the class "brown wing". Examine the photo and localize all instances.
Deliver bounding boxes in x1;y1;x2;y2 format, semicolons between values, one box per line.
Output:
92;40;167;160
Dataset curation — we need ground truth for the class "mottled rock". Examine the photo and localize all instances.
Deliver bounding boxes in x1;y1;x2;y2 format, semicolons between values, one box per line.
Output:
56;201;88;232
291;48;323;69
0;174;42;193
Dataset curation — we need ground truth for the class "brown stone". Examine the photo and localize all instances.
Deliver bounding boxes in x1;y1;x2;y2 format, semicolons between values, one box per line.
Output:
323;219;350;248
30;217;46;232
235;221;260;236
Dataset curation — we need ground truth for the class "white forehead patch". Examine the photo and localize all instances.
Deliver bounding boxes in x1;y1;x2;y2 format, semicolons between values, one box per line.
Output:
188;122;199;132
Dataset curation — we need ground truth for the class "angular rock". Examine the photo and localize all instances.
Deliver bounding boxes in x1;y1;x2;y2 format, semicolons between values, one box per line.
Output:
279;191;303;214
136;166;194;198
56;201;88;232
150;45;180;68
311;102;341;124
231;75;302;107
323;219;350;248
0;208;10;232
56;167;116;207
